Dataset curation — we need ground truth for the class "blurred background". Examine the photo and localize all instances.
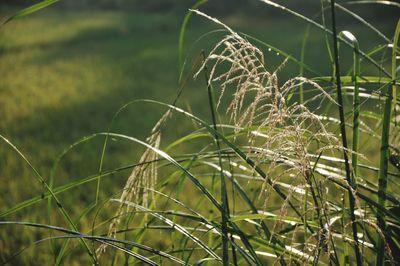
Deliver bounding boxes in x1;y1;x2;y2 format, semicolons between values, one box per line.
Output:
0;0;398;264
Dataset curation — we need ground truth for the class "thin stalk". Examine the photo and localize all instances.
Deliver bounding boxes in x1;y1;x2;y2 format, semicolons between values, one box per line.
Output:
202;51;230;265
392;20;400;125
352;30;360;262
342;30;361;266
306;174;325;266
376;81;393;266
303;185;309;241
329;1;362;265
341;194;350;265
226;155;239;266
259;0;391;78
376;19;400;266
299;25;310;104
178;0;208;75
344;30;361;185
334;3;391;43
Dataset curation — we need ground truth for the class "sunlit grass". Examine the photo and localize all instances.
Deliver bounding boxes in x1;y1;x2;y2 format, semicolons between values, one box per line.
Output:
0;2;399;265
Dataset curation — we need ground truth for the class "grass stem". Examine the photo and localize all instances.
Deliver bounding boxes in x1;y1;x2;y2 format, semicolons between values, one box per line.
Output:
202;51;230;265
376;18;400;266
329;1;362;265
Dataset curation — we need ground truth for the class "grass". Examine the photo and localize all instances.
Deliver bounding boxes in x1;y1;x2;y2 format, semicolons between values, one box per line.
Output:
0;1;399;265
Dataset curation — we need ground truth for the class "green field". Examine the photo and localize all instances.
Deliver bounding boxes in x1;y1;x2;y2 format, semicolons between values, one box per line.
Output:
0;2;398;265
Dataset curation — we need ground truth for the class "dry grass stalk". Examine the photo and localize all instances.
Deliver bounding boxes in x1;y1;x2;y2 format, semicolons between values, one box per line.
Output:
96;111;171;256
194;10;342;258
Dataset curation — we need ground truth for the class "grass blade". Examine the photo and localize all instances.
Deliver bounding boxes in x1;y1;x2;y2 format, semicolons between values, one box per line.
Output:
376;18;400;266
2;0;59;25
0;221;186;265
339;30;361;265
392;20;400;124
298;24;311;104
328;2;362;264
202;51;230;265
258;0;391;78
0;135;97;264
113;200;222;262
136;100;314;233
335;3;391;43
376;81;393;266
178;0;208;72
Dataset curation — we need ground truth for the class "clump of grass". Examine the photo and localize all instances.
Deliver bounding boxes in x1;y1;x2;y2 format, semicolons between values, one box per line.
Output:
1;0;399;265
193;11;349;264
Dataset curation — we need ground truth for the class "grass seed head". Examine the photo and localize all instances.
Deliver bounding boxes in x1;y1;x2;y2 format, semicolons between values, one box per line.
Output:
97;111;171;256
197;19;341;254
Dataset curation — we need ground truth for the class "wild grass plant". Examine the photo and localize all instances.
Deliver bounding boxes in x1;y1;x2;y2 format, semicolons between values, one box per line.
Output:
1;0;399;265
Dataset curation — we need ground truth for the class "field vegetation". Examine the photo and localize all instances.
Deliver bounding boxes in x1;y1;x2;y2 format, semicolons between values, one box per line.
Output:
0;0;399;265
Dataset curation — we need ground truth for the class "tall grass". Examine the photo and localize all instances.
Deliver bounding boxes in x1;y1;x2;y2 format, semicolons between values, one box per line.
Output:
1;0;399;265
329;1;361;264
